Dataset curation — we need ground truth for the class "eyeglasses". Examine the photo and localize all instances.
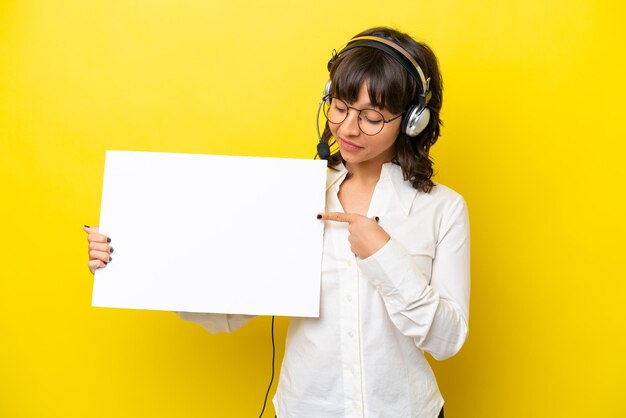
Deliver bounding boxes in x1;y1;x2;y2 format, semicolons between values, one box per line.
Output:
322;97;403;136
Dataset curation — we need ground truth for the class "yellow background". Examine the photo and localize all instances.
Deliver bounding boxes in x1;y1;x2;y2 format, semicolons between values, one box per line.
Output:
1;0;625;417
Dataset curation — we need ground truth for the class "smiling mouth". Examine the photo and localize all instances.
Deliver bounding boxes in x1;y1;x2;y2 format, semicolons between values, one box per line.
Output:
339;138;363;151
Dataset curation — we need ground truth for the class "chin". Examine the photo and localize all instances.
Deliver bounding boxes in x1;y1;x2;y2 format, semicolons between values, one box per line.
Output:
338;151;364;164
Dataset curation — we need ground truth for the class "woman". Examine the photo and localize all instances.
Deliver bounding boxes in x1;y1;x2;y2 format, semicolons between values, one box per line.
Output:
85;27;470;418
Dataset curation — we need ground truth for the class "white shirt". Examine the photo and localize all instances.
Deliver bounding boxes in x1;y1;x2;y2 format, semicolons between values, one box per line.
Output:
178;162;470;418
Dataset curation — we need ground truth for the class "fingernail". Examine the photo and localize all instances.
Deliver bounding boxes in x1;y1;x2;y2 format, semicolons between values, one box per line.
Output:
110;247;114;254
316;214;322;219
107;238;111;243
375;216;380;222
103;261;108;265
84;225;90;228
109;256;113;262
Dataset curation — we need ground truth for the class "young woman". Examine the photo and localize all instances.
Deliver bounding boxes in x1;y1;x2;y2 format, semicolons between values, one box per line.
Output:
85;26;470;418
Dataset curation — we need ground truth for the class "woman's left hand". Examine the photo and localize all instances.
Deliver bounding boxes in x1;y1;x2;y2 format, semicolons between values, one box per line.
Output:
319;212;390;259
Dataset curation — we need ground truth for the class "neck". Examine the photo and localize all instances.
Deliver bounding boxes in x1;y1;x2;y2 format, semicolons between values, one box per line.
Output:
345;158;388;185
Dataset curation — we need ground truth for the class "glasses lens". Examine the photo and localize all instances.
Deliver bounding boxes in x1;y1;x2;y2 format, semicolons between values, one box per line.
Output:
358;109;385;135
323;98;388;136
324;98;348;124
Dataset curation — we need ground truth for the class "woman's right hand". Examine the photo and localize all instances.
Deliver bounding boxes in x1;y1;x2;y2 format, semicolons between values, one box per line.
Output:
83;225;113;274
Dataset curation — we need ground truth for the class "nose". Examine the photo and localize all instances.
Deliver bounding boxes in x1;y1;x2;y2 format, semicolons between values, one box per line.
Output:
338;108;360;137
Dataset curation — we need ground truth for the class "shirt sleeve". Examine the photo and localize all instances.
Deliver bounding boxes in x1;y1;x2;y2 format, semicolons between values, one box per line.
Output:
357;195;470;360
175;312;255;334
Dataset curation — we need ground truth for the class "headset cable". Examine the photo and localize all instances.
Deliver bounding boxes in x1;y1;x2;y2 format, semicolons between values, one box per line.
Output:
258;316;275;418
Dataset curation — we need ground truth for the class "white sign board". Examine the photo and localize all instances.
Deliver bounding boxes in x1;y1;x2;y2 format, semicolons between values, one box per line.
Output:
92;151;327;317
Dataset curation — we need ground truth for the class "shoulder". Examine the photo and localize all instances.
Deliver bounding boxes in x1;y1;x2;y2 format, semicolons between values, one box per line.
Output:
384;163;466;214
429;182;465;204
427;183;469;229
412;181;468;220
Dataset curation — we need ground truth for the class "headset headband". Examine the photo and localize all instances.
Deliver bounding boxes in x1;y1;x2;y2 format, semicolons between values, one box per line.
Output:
330;35;431;106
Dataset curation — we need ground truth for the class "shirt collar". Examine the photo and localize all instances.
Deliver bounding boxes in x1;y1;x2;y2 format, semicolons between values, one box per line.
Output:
326;162;419;216
381;162;419;215
326;163;349;191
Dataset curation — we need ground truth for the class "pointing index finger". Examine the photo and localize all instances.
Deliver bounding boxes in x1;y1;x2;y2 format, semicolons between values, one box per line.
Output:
318;212;358;223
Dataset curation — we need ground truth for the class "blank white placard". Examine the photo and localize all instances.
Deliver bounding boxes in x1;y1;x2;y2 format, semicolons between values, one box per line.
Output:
92;151;327;317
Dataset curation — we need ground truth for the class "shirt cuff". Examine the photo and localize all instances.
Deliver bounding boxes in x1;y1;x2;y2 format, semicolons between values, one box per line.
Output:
176;312;254;334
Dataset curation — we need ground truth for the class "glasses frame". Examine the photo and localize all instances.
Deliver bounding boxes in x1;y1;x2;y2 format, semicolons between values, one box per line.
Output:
323;97;404;136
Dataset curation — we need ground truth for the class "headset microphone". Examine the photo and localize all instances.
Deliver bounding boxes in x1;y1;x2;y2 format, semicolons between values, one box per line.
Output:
317;141;331;160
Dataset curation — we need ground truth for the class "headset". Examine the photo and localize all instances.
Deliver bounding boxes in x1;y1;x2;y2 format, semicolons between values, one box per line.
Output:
316;35;432;160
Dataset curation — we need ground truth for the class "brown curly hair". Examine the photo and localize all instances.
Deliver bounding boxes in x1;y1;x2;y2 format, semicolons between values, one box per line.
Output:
322;27;443;193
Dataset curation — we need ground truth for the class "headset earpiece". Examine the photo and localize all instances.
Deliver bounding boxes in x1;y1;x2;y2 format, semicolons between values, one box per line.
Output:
315;79;333;160
402;105;430;137
402;76;431;137
322;80;332;104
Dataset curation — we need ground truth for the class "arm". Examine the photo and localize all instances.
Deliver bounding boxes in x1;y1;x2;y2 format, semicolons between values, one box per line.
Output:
176;312;255;334
357;196;470;360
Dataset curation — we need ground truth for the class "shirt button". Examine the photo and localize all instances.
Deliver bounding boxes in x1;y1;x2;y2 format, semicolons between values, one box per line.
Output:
346;295;352;302
348;331;354;338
